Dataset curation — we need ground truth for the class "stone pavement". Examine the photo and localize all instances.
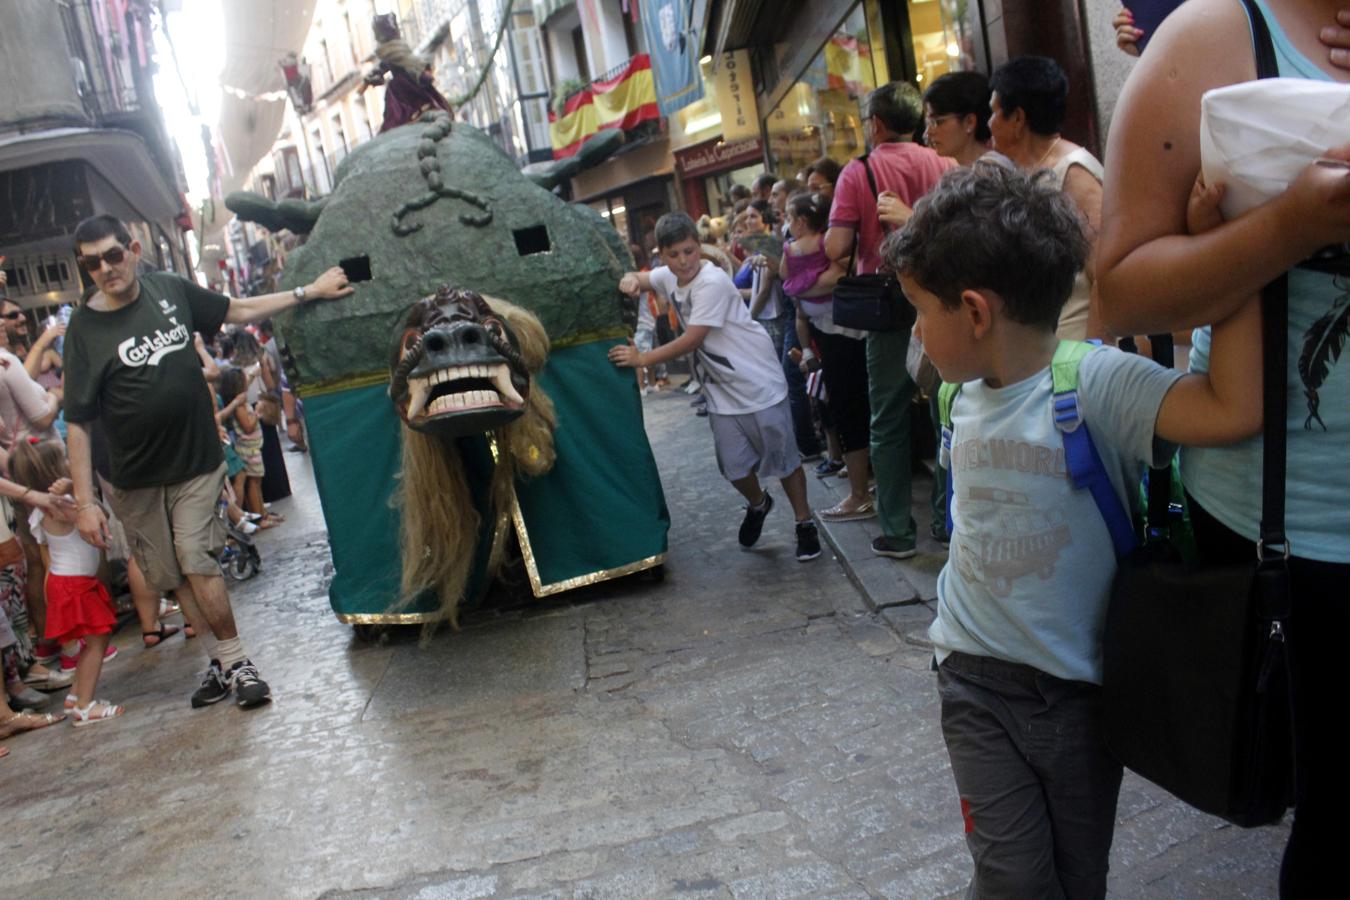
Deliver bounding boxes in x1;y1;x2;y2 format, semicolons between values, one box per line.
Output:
0;385;1286;899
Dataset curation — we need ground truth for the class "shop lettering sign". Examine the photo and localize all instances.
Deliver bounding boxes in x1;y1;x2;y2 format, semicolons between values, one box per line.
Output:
714;50;758;142
675;136;763;178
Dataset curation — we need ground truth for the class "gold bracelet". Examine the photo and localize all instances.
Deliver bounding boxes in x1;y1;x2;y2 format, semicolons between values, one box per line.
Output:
77;502;99;512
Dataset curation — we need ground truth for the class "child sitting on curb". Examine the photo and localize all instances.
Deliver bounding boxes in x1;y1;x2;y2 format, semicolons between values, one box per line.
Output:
609;212;822;562
885;163;1261;897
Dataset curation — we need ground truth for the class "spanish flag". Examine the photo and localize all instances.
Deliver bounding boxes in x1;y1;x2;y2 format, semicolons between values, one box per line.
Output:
549;53;660;159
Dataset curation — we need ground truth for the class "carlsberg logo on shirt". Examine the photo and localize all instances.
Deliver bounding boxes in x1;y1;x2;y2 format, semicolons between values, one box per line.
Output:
117;323;191;367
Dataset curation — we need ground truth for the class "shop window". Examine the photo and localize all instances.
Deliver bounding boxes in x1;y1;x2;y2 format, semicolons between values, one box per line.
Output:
766;4;876;178
906;0;977;87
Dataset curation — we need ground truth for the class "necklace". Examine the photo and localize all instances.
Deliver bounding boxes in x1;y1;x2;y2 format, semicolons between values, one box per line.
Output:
1032;136;1062;171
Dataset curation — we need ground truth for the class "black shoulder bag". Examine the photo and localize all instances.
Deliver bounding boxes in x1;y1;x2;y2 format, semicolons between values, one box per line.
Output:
831;154;914;332
1101;0;1293;828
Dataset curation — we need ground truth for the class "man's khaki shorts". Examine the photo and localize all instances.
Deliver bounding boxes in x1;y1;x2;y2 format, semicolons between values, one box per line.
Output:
105;463;228;593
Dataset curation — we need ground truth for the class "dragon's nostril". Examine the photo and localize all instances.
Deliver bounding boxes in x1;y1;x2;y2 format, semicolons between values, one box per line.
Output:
463;330;479;344
424;332;448;353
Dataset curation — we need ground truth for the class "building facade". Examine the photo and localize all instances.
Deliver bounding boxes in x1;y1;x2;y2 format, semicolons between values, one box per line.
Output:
0;0;192;315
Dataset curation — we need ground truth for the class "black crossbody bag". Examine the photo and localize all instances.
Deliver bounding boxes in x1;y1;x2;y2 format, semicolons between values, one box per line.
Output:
1101;0;1295;828
831;154;914;332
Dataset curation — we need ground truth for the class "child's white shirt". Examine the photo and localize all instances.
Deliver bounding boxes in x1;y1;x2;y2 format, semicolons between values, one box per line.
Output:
29;507;101;577
649;261;786;415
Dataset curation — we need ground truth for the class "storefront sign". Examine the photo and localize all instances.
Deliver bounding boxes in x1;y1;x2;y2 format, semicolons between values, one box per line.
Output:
640;0;705;115
713;50;757;142
674;136;763;179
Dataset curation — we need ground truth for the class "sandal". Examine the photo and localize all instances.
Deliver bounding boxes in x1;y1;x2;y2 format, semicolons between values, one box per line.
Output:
0;710;66;738
819;499;877;522
70;700;124;728
143;624;182;648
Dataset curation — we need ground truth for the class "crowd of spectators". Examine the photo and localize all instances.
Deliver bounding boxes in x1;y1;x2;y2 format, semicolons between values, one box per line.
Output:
621;6;1348;891
0;230;321;753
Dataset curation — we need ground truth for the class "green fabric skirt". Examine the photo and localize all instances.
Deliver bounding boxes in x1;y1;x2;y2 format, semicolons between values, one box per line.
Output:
302;339;669;623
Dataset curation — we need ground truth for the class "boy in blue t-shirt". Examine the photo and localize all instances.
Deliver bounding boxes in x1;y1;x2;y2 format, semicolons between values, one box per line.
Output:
883;164;1261;898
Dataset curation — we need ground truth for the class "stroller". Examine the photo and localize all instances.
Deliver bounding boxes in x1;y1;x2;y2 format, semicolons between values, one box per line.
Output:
217;500;261;580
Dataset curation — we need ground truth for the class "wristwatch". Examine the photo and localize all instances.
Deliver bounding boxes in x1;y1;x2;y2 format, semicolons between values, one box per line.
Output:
293;285;307;302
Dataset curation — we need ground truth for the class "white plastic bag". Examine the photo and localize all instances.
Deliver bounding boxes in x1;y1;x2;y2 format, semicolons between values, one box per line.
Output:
1200;78;1350;219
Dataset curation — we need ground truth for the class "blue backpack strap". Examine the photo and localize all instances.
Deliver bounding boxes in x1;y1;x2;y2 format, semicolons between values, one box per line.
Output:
1051;341;1137;558
937;382;961;540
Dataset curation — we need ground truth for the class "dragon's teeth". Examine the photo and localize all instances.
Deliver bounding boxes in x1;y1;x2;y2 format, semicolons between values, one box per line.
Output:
407;377;431;419
490;364;523;404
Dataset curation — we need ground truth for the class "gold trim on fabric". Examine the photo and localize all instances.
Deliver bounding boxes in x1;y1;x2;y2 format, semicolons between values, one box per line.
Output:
510;498;664;597
296;371;389;399
550;326;631;349
335;611;445;625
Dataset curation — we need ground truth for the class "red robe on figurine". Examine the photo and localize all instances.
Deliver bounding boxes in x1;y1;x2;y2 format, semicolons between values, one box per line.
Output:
367;13;452;133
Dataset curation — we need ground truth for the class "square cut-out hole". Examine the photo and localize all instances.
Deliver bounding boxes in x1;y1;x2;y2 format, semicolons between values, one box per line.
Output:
513;225;551;255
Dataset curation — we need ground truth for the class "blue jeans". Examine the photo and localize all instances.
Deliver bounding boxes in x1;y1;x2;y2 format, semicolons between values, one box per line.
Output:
779;299;822;457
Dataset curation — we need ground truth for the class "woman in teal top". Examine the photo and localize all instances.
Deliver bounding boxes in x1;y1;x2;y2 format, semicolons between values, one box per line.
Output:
1100;1;1349;895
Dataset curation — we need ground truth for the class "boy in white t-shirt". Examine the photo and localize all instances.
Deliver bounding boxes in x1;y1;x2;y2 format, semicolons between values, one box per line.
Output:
885;164;1262;897
609;212;821;562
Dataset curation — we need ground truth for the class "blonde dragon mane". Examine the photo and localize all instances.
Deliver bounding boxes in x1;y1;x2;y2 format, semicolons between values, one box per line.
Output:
394;296;556;627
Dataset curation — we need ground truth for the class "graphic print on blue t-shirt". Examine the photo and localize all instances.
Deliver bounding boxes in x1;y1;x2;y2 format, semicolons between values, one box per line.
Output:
929;347;1183;684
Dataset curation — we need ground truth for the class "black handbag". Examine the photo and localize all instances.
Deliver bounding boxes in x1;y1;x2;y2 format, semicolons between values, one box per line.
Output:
831;154;914;332
1101;4;1297;828
1103;276;1294;828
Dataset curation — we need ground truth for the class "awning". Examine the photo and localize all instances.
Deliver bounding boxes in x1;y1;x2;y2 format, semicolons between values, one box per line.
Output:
215;1;317;198
0;127;182;224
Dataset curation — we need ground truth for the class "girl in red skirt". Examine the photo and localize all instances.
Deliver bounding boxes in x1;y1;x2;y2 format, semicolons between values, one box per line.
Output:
11;439;123;727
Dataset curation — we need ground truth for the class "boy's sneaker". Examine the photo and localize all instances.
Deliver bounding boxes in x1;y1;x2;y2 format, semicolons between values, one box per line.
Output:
795;521;822;561
191;660;230;708
228;659;272;708
872;535;918;560
814;458;845;477
930;523;950;547
738;493;774;548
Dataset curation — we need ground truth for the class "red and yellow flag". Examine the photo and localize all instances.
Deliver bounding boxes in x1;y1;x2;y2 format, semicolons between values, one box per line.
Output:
549;54;660;159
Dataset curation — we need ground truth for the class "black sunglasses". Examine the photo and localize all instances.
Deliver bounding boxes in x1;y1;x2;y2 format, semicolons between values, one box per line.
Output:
78;245;128;272
1;312;23;320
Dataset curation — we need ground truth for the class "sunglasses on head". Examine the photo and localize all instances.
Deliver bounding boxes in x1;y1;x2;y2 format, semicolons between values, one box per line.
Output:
78;245;128;272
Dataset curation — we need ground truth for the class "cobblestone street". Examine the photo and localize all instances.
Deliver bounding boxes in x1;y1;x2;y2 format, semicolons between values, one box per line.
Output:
2;386;1287;899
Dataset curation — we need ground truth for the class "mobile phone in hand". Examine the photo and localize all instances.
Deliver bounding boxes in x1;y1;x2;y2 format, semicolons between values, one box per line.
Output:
1129;0;1183;52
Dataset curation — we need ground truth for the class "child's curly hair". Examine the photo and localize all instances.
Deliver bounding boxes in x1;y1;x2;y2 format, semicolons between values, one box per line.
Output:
882;162;1088;330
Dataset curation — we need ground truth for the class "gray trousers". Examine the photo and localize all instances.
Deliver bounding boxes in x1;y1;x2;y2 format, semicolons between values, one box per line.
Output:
938;652;1123;900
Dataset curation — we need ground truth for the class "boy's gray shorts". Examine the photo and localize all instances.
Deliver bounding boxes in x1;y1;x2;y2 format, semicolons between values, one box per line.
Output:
708;397;801;482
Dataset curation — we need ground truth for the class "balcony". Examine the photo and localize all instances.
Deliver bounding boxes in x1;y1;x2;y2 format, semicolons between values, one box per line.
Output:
548;53;661;159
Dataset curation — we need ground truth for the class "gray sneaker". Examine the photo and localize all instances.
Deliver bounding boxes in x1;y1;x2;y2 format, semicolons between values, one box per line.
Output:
227;659;272;709
191;660;230;708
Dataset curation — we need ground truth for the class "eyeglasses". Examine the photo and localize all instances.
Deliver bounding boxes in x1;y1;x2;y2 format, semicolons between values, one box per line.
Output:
77;245;128;272
924;114;959;128
1;312;23;320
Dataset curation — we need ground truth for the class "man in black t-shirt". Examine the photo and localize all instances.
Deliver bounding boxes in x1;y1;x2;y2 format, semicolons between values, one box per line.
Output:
66;215;354;710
